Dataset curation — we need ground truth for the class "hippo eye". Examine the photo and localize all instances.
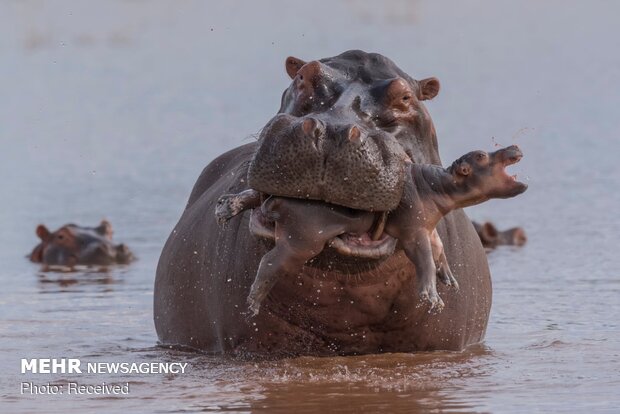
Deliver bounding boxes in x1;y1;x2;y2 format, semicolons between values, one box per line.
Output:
300;101;312;114
476;153;487;161
402;95;411;102
377;114;398;128
57;234;64;240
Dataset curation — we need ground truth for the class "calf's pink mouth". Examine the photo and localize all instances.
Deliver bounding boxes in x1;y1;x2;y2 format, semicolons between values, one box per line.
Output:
498;151;525;185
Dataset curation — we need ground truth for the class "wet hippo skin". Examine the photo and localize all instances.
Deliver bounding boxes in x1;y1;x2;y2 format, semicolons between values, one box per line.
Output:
154;50;493;357
218;146;527;316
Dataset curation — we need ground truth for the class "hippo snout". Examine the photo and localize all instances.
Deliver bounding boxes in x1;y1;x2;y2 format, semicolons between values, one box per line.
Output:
115;243;135;264
498;227;527;246
248;114;408;211
495;145;523;164
84;242;134;265
300;117;326;148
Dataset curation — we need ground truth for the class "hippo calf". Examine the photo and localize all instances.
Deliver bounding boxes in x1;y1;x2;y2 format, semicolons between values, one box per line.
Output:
29;220;134;269
217;145;527;314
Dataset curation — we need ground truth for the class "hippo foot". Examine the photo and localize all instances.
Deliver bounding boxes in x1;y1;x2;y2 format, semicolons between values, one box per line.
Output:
246;294;263;317
437;268;459;291
215;194;245;224
418;288;445;313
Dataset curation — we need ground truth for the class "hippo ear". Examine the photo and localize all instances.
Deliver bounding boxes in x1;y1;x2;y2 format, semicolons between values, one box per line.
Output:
285;56;307;79
36;225;51;241
480;222;499;243
418;77;440;101
456;162;471;176
96;220;113;240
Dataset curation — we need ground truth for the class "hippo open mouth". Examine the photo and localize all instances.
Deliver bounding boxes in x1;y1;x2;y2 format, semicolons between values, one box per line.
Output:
496;146;527;194
248;199;397;259
502;149;522;177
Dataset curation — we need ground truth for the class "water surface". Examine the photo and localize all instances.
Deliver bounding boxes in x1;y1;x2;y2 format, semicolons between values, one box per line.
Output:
1;1;619;412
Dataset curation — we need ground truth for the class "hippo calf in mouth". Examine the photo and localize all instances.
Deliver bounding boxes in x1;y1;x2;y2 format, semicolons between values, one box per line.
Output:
29;220;134;269
217;146;527;315
155;50;520;356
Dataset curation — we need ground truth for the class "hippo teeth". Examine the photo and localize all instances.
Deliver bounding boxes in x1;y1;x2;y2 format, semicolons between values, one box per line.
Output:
511;174;518;181
370;211;388;241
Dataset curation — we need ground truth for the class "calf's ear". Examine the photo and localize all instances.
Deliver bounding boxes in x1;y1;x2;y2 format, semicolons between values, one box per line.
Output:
36;225;51;241
418;77;440;101
456;162;471;176
285;56;307;79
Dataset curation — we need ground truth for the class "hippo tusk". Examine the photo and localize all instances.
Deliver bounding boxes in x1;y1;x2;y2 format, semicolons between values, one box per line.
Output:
371;211;388;241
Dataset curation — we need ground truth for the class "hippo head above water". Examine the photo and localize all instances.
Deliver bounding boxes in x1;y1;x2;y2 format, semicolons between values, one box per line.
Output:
447;145;528;202
29;220;134;268
247;50;442;212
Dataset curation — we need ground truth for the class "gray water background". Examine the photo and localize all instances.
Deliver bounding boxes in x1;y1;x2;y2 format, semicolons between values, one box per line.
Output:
0;1;619;412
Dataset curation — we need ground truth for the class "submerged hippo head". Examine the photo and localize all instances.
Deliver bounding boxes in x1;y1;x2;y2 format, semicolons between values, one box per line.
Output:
248;50;442;212
473;221;528;249
29;220;134;268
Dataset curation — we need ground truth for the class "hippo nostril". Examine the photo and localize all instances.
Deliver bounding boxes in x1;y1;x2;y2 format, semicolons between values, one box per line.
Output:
348;125;361;143
506;145;522;158
301;118;316;135
352;96;369;120
301;117;324;147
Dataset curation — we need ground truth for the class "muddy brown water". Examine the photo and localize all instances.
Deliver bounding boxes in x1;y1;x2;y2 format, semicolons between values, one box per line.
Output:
1;1;619;412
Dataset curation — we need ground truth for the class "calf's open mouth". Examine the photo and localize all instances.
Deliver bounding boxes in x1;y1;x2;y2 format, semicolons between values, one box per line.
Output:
248;203;397;259
499;150;525;185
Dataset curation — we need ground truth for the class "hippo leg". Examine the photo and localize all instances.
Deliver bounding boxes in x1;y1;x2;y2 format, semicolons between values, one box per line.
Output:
247;242;316;316
430;229;459;290
402;231;444;312
247;198;377;315
215;189;261;224
247;215;339;316
436;250;459;290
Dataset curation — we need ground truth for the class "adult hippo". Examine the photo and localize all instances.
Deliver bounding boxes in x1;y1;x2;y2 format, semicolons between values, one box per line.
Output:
154;50;491;357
